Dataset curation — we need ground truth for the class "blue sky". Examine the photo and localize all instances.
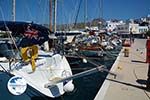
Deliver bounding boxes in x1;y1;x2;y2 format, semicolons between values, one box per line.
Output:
0;0;150;25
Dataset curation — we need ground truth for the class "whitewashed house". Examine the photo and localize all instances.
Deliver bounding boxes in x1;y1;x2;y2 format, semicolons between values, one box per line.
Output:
106;20;125;32
116;23;148;34
139;26;149;33
129;23;139;34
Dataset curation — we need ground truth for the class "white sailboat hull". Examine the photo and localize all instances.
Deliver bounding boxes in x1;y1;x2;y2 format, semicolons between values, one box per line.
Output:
0;50;74;98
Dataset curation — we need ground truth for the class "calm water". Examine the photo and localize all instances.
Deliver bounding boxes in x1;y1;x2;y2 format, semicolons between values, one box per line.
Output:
0;48;120;100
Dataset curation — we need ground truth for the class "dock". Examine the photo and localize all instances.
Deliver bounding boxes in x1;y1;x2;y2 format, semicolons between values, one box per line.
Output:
95;39;150;100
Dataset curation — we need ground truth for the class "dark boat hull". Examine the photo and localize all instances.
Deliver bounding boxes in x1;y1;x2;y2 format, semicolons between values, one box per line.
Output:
0;71;53;100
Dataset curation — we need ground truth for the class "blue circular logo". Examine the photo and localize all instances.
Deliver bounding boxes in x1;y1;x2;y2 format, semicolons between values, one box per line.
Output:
7;76;27;95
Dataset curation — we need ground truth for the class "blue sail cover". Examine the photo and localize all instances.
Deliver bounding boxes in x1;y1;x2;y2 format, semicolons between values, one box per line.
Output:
0;21;50;47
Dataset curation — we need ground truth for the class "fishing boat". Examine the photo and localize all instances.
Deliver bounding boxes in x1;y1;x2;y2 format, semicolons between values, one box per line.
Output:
0;21;74;98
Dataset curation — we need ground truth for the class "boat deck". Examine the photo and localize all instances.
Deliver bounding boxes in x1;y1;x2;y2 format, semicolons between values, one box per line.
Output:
95;39;150;100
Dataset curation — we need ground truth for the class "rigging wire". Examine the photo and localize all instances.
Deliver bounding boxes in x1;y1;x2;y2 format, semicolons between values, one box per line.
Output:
73;0;83;28
1;1;148;97
38;0;48;24
0;64;11;76
70;0;80;29
0;5;54;98
0;6;20;57
24;0;33;21
73;51;117;77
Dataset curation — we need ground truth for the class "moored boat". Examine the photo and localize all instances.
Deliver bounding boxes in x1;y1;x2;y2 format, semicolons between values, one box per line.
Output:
0;21;74;98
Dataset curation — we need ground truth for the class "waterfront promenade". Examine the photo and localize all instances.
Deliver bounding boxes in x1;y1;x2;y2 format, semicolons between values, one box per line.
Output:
95;39;150;100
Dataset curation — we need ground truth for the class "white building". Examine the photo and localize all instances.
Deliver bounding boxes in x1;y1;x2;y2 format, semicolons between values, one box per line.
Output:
139;26;149;33
117;23;149;34
129;23;139;34
106;20;125;32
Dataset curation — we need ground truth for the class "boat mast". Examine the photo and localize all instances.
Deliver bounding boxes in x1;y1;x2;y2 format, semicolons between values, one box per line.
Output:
53;0;57;32
50;0;53;32
84;0;87;28
98;0;103;29
99;0;103;19
12;0;16;21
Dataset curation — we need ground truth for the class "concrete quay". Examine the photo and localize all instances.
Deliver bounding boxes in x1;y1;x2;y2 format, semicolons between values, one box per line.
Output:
95;39;150;100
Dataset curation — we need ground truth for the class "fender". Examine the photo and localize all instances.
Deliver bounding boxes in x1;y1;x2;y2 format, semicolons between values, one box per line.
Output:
21;45;38;72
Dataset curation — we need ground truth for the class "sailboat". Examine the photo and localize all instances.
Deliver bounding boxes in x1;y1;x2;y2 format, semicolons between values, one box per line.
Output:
0;21;74;98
